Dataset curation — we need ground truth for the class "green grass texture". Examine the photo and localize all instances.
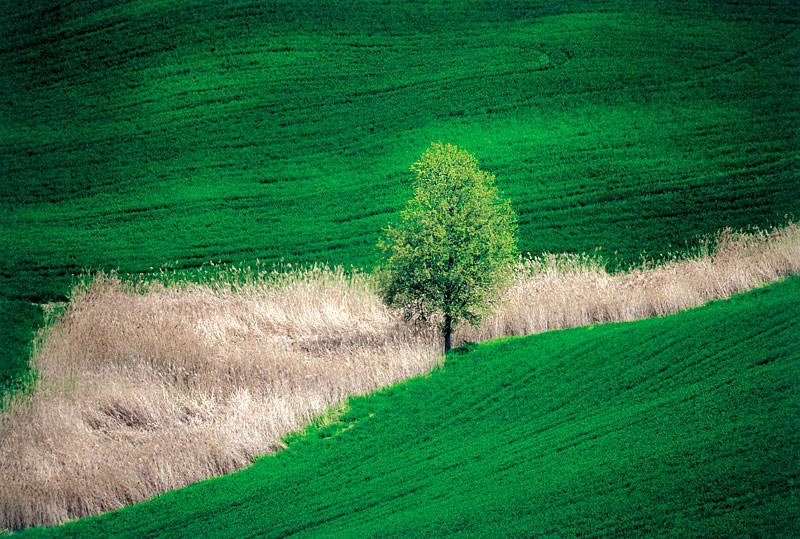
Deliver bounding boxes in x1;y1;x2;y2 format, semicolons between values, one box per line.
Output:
0;300;41;404
3;1;799;302
22;275;800;537
2;2;798;388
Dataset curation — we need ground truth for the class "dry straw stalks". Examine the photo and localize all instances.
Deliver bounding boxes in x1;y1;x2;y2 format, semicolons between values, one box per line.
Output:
1;223;798;529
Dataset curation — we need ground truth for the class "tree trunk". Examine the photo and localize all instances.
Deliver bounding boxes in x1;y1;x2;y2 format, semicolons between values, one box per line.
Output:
444;313;452;353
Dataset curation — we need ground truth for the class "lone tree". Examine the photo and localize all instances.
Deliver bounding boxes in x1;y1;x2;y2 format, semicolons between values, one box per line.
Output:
378;142;518;352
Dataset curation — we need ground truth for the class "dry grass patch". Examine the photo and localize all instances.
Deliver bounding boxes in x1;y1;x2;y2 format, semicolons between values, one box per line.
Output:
1;223;799;529
0;267;439;530
464;224;800;341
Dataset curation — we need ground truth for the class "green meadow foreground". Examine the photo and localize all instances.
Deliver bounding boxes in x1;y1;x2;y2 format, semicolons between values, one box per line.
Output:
2;0;799;391
20;276;800;537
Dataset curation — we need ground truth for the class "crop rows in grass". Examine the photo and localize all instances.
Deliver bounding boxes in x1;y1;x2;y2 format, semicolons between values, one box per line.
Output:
1;0;799;389
23;275;800;536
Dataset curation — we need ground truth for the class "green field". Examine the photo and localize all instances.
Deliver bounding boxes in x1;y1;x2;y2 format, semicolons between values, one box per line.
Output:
0;300;40;399
2;1;799;388
1;1;799;530
20;275;799;536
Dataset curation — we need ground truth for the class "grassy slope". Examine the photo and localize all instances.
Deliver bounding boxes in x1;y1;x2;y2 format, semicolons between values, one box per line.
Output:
24;276;800;537
2;0;799;391
0;300;40;401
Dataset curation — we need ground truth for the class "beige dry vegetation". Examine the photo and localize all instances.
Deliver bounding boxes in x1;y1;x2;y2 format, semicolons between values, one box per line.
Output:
1;223;799;529
462;224;800;341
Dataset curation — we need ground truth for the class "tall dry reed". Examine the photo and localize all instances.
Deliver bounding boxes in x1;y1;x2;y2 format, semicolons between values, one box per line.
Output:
1;223;798;530
462;223;800;341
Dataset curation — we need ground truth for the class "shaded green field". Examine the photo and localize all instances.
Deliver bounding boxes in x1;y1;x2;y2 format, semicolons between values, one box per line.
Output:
0;300;40;403
23;275;800;536
2;3;799;386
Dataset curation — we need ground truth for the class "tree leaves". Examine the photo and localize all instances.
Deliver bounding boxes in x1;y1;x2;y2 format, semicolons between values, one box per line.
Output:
378;142;518;343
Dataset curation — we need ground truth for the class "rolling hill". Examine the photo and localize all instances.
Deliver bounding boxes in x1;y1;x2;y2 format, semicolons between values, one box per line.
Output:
2;2;799;532
2;0;799;292
2;0;800;390
3;0;799;392
21;274;800;536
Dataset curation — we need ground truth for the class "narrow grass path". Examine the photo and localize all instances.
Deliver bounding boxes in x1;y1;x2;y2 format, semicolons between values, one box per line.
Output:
24;276;800;537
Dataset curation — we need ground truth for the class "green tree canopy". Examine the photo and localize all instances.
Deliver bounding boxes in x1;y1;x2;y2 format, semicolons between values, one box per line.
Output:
379;142;518;352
